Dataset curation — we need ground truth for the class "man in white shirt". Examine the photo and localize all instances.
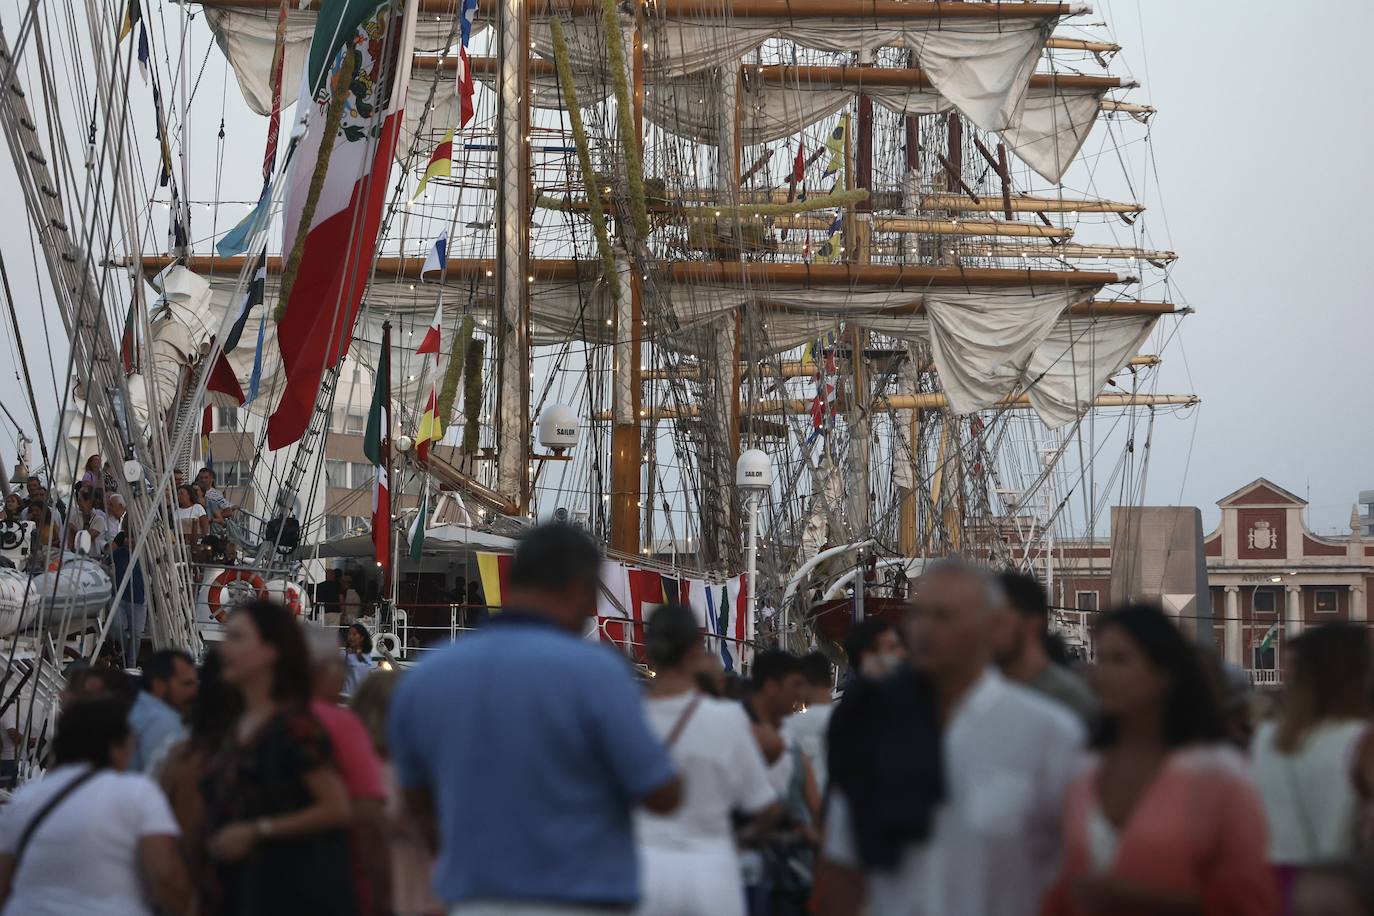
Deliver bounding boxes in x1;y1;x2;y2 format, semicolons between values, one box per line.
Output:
197;467;239;553
783;651;835;795
817;561;1085;916
105;493;126;540
66;486;108;552
196;467;234;524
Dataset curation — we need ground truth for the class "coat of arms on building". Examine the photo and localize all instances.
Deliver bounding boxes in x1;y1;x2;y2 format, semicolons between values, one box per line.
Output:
1248;520;1278;551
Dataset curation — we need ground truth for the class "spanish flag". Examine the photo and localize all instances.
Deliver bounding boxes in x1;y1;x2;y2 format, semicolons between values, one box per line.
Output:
476;552;512;609
412;128;454;201
415;378;442;461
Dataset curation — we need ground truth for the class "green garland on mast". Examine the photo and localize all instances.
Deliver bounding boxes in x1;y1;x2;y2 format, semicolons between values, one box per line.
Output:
548;17;622;305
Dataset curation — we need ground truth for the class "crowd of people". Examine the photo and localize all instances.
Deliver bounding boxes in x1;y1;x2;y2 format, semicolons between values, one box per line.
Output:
0;457;246;668
1;457;243;563
1;521;1373;915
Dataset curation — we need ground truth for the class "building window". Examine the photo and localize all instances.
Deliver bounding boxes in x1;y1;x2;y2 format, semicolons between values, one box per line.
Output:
1253;589;1277;614
217;406;239;431
325;459;347;488
325;515;347;540
350;462;372;488
344;412;366;435
1253;643;1277;671
218;461;249;488
1075;591;1099;612
1315;589;1339;613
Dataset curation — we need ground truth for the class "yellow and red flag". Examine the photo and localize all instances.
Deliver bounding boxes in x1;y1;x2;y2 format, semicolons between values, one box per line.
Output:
411;128;454;201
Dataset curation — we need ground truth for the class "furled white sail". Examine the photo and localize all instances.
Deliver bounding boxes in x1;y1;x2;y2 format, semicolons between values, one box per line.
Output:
411;61;1116;181
532;14;1063;131
920;286;1092;416
1023;315;1157;427
203;8;474;115
643;79;1115;182
211;8;1069;135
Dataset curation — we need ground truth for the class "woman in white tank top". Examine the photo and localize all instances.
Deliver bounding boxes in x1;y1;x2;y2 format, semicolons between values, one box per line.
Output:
1250;623;1374;909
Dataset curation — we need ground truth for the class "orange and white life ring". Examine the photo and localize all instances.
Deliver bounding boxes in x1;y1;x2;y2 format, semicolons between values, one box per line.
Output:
282;584;303;617
206;569;268;622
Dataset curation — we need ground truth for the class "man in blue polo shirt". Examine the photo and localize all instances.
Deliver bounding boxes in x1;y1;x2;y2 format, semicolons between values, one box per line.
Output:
390;522;681;914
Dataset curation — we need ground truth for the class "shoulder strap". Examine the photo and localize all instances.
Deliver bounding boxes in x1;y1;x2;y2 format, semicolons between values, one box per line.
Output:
663;694;703;750
13;768;100;870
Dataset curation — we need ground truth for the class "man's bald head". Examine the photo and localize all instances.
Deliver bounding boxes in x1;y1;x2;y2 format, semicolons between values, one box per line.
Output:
903;559;1002;685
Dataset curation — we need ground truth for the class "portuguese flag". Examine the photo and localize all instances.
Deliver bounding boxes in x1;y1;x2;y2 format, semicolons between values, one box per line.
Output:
266;0;418;450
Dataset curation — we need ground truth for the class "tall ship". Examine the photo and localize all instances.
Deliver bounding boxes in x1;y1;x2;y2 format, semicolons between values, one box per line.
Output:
0;0;1192;764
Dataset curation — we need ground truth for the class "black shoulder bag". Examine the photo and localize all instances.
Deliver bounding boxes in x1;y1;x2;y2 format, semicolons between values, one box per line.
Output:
11;768;100;871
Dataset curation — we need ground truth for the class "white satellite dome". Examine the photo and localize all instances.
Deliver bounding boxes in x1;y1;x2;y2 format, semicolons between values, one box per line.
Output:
537;405;580;452
736;449;772;490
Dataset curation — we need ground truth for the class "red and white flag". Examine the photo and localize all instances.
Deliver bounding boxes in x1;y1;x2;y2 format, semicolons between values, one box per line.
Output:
456;0;478;126
266;0;419;450
416;302;442;355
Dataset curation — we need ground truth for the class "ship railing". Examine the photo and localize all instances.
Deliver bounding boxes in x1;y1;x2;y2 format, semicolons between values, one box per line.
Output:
382;604;754;669
385;603;490;659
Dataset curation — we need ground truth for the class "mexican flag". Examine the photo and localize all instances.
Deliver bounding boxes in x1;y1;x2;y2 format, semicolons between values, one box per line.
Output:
266;0;418;450
363;324;392;582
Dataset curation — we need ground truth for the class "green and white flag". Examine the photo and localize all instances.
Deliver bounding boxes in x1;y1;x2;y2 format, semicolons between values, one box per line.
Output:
1258;621;1280;653
408;484;428;561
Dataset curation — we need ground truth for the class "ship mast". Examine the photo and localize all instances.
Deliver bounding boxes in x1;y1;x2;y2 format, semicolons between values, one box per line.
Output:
609;9;645;557
495;0;531;511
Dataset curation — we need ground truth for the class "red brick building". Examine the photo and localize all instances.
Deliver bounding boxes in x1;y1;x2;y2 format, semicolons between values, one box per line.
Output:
1047;479;1372;685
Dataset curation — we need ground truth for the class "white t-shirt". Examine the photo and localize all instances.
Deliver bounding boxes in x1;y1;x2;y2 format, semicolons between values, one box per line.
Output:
0;765;179;916
68;508;108;549
637;693;777;855
174;504;205;537
823;669;1084;916
782;703;834;794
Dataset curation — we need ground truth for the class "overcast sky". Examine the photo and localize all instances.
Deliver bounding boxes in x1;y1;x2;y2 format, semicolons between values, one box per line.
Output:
1102;0;1374;533
0;0;1370;534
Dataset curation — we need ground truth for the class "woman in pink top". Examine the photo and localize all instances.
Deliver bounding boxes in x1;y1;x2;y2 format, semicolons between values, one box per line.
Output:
1042;605;1278;916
